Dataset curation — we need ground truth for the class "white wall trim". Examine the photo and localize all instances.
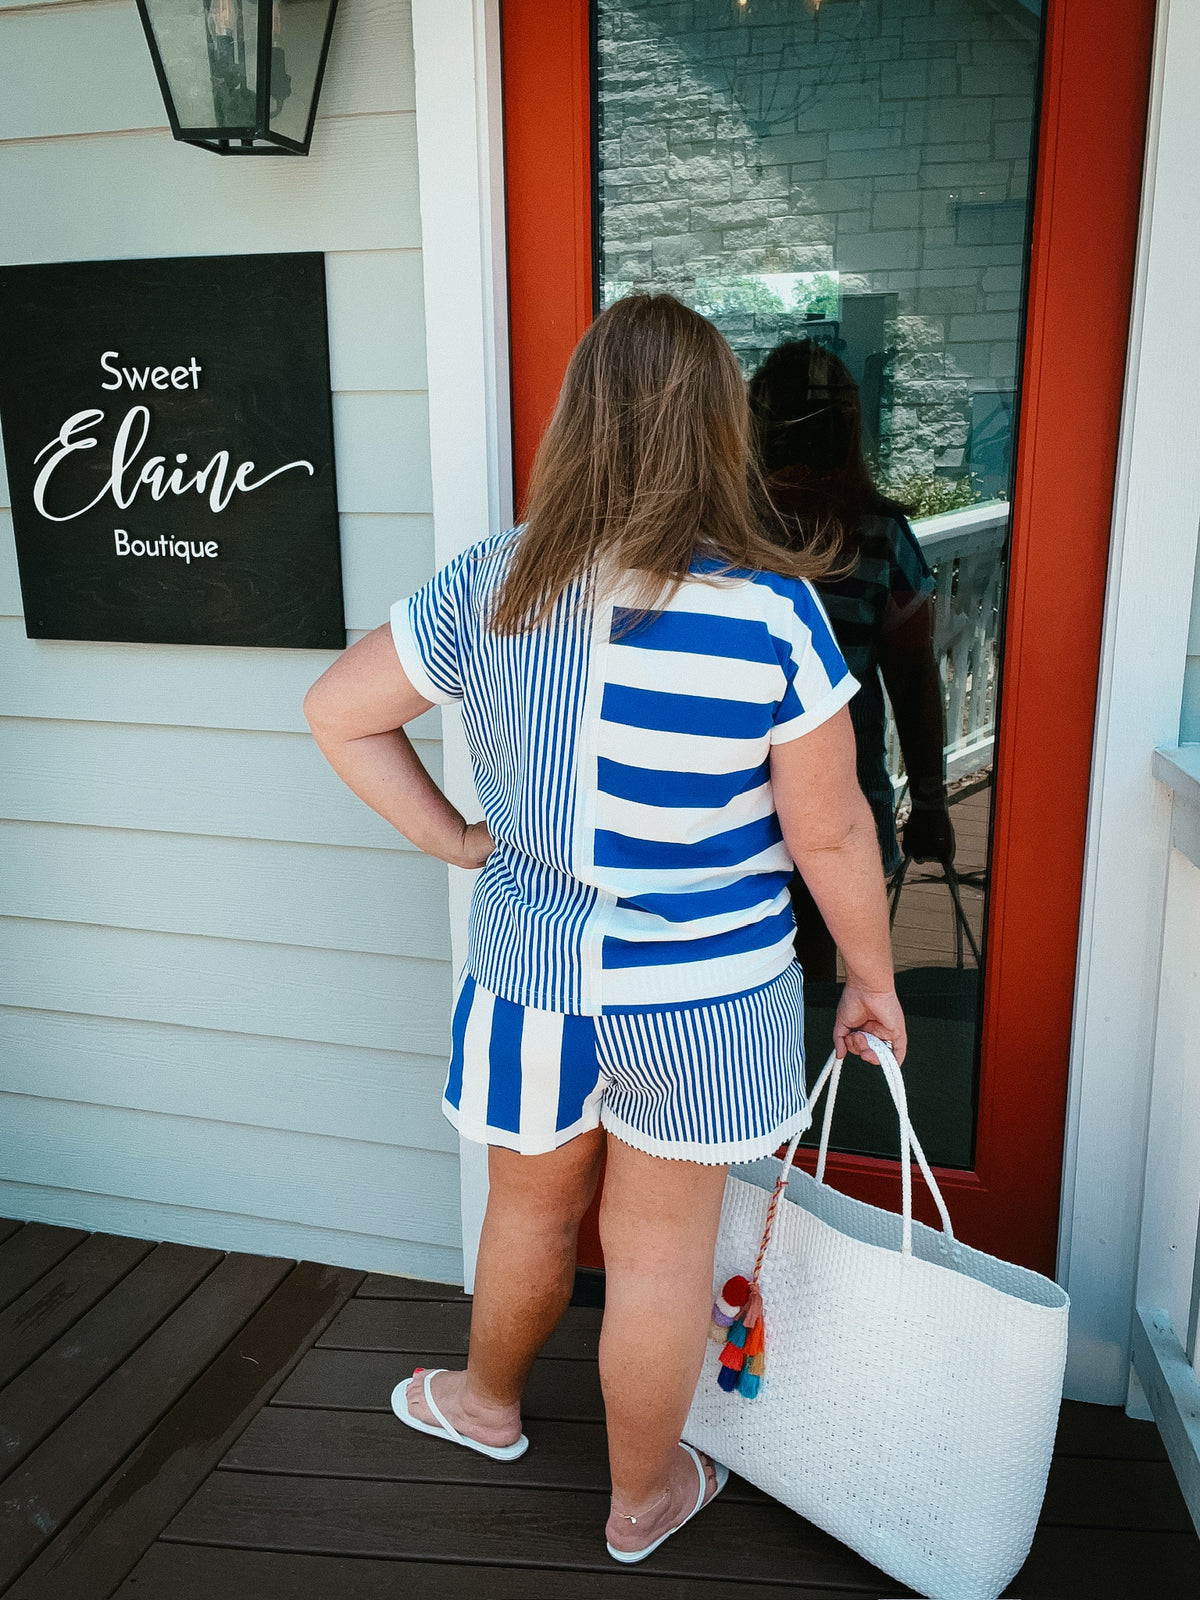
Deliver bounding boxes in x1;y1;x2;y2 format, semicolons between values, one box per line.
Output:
1057;0;1200;1403
410;0;512;1289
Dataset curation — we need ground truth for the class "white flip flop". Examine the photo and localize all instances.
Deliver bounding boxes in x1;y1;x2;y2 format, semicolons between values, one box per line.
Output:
390;1367;529;1462
606;1441;730;1564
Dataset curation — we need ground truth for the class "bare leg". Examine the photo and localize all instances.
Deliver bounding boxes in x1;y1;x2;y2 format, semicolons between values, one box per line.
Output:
405;1127;605;1447
598;1134;729;1551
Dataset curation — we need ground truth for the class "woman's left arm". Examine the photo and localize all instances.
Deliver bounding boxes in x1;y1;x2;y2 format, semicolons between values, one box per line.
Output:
303;624;492;870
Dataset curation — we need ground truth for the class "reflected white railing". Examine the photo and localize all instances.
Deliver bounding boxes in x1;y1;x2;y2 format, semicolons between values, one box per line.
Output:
886;499;1010;791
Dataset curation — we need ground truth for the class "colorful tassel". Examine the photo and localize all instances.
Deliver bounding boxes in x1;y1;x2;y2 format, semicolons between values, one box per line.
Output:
711;1272;765;1398
718;1341;745;1371
741;1280;763;1329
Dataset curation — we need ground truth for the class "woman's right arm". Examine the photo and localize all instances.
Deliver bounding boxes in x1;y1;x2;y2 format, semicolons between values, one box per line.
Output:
770;706;907;1064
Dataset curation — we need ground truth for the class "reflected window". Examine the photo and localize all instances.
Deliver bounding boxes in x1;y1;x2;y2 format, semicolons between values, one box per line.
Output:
595;0;1044;1166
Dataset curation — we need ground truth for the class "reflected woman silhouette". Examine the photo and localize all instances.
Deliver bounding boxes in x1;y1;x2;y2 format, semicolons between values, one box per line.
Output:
749;339;953;982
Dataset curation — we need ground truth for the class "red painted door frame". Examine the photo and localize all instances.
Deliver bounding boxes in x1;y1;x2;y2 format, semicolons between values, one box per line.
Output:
500;0;1155;1276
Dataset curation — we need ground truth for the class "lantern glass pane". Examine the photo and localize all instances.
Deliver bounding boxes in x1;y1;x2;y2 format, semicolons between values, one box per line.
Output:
269;0;335;145
143;0;261;132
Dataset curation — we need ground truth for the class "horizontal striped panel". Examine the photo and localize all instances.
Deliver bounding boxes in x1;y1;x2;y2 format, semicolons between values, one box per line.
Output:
595;812;784;871
601;682;775;740
0;618;441;734
0;0;415;141
595;777;773;851
0;512;434;633
596;756;770;810
0;720;441;847
595;718;766;775
0;1091;460;1246
587;840;796;899
615;872;793;924
0;1007;455;1153
608;638;780;704
0;113;419;265
0;918;451;1054
611;607;778;662
604;882;791;944
1;820;451;959
0;1180;462;1284
602;903;796;970
599;935;795;1011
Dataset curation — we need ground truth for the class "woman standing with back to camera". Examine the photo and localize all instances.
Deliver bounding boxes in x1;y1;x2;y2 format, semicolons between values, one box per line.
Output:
303;295;906;1562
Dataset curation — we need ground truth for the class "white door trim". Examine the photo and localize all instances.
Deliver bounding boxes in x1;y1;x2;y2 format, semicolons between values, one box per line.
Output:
410;0;512;1289
1057;0;1200;1404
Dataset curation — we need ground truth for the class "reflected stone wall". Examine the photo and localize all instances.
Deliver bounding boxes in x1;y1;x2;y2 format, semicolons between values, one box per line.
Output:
596;0;1040;487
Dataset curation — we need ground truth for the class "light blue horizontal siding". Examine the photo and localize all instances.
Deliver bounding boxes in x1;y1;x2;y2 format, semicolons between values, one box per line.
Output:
2;1093;459;1245
0;720;442;847
0;616;442;735
0;916;450;1063
2;821;452;959
0;0;461;1280
0;1180;462;1284
0;1006;456;1154
0;0;416;142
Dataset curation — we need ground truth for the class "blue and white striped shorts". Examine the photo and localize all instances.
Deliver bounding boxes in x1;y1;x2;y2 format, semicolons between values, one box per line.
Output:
444;961;811;1164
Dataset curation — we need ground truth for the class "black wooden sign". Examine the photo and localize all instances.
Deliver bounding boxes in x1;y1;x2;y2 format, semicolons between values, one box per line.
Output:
0;252;344;648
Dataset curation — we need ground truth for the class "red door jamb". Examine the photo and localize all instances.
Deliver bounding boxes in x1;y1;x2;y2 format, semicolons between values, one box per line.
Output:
500;0;1155;1276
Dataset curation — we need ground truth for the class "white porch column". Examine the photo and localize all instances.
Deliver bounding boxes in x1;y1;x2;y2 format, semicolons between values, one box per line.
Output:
1058;0;1200;1402
410;0;511;1289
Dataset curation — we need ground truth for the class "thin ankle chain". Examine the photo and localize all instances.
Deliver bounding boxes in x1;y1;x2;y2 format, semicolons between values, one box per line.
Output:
613;1483;670;1526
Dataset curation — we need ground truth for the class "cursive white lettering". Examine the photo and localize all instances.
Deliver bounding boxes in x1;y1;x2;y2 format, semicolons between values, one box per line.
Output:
35;407;313;521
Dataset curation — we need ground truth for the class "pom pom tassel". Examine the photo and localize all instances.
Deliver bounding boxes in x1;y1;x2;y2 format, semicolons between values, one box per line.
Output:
741;1280;763;1329
718;1341;745;1372
712;1270;765;1398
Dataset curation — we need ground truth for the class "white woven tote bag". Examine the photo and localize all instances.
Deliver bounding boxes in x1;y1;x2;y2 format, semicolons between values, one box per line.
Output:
684;1035;1069;1600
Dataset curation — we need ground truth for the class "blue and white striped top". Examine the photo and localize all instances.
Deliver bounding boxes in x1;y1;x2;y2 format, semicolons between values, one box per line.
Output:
391;530;857;1014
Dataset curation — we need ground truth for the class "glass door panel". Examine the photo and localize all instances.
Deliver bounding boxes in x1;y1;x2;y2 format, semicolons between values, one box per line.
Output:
595;0;1044;1167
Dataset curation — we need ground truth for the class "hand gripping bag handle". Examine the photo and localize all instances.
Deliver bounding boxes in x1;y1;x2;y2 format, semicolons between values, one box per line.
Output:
768;1035;957;1261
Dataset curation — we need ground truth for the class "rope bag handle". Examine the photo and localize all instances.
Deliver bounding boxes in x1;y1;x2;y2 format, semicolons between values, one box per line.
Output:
750;1034;957;1287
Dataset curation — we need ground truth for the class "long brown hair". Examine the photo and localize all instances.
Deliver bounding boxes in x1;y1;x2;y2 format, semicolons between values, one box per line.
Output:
748;339;912;558
490;294;836;634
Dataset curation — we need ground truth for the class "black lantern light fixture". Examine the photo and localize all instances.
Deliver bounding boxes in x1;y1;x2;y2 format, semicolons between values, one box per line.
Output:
133;0;340;155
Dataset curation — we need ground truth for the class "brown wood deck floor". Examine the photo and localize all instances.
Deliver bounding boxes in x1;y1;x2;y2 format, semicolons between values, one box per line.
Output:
890;780;989;974
2;1217;1199;1599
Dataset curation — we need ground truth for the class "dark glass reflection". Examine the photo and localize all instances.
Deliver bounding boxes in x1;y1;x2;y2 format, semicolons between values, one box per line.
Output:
595;0;1044;1166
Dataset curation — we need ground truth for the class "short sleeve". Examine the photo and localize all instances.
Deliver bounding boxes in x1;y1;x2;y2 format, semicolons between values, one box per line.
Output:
771;578;859;744
390;551;471;706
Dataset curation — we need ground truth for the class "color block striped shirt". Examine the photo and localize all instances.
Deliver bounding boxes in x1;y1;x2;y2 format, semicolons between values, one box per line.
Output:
391;530;857;1014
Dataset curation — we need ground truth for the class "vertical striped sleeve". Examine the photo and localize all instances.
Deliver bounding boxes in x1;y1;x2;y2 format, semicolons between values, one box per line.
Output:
390;552;471;705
